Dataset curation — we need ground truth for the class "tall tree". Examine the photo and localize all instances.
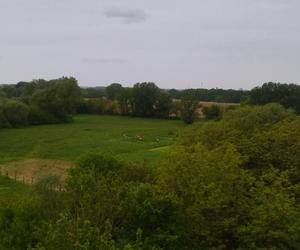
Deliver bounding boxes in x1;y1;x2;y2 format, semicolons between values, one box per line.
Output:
32;77;81;122
155;92;172;118
106;83;123;100
181;95;199;124
132;82;160;117
118;87;133;115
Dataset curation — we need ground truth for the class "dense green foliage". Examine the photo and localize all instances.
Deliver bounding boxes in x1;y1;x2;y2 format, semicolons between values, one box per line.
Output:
3;99;29;127
79;82;300;120
180;96;199;124
249;82;300;113
132;82;161;117
202;104;222;120
31;78;81;123
1;104;299;249
78;83;174;119
0;77;81;127
0;99;29;128
83;86;248;104
81;87;106;99
106;83;123;100
3;80;298;124
168;88;248;103
77;98;109;115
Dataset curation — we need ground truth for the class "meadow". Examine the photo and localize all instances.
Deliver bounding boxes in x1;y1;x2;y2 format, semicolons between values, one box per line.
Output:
0;114;185;170
0;115;185;204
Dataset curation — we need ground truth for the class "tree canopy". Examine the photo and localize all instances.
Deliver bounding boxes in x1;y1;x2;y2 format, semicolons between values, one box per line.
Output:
249;82;300;113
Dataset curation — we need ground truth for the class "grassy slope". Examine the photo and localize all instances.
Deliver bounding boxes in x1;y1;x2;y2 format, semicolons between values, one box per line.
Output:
0;176;32;206
0;115;185;165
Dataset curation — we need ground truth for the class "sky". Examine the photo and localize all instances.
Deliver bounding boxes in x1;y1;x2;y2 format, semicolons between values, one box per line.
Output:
0;0;300;89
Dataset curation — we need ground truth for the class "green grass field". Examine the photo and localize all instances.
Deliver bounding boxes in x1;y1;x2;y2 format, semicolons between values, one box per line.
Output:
0;115;185;203
0;175;32;205
0;115;185;165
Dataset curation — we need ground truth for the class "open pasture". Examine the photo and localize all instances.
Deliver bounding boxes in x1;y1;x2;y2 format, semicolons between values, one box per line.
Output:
0;115;185;181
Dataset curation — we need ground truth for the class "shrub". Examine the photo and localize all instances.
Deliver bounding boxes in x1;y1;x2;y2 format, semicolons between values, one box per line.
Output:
0;99;9;128
202;104;222;120
3;99;29;127
181;96;199;124
32;77;81;123
28;105;55;125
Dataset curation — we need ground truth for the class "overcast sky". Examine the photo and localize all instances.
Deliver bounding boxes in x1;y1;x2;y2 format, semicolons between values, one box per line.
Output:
1;0;300;89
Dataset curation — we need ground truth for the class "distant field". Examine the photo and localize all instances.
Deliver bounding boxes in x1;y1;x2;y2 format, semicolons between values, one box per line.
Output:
199;101;240;107
0;115;185;202
0;115;185;170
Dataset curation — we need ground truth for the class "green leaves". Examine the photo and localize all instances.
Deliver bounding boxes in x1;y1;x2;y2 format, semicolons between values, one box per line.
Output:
180;96;198;124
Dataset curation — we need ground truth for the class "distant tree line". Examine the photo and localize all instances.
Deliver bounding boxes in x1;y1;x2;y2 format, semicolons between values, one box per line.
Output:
168;88;248;103
1;79;299;128
81;81;300;119
1;103;300;249
79;82;231;124
78;82;174;119
82;85;249;104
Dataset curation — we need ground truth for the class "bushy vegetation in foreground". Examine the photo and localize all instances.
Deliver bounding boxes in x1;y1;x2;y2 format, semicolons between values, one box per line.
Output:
1;103;299;249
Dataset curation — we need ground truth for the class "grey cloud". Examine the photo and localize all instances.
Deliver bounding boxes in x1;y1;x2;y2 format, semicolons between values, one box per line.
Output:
104;8;147;23
83;58;126;64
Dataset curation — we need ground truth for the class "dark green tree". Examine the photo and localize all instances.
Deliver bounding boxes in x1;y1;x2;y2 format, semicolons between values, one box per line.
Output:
106;83;123;100
2;99;29;127
0;88;6;98
249;82;300;113
202;104;222;120
32;77;81;123
132;82;160;117
118;87;133;115
181;96;199;124
155;92;172;118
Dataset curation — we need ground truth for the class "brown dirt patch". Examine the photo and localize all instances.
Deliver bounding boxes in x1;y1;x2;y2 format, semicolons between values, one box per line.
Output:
0;158;73;184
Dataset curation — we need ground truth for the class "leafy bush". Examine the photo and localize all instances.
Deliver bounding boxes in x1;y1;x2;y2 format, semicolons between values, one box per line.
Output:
2;99;29;127
28;105;55;125
0;89;6;98
181;96;199;124
32;77;81;123
0;99;9;128
202;104;222;120
132;82;160;117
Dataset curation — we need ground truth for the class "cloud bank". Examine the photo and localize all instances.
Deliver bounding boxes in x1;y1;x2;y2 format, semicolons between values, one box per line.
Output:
1;0;300;89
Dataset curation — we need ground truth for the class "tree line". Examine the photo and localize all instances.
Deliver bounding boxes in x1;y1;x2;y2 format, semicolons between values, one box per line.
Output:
248;82;300;113
1;103;299;249
1;79;300;128
81;85;248;104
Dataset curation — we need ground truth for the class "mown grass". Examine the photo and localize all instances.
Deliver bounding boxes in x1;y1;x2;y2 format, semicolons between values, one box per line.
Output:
0;115;185;165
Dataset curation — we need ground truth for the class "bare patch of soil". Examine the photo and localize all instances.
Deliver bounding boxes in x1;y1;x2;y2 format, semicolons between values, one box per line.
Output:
0;158;73;184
